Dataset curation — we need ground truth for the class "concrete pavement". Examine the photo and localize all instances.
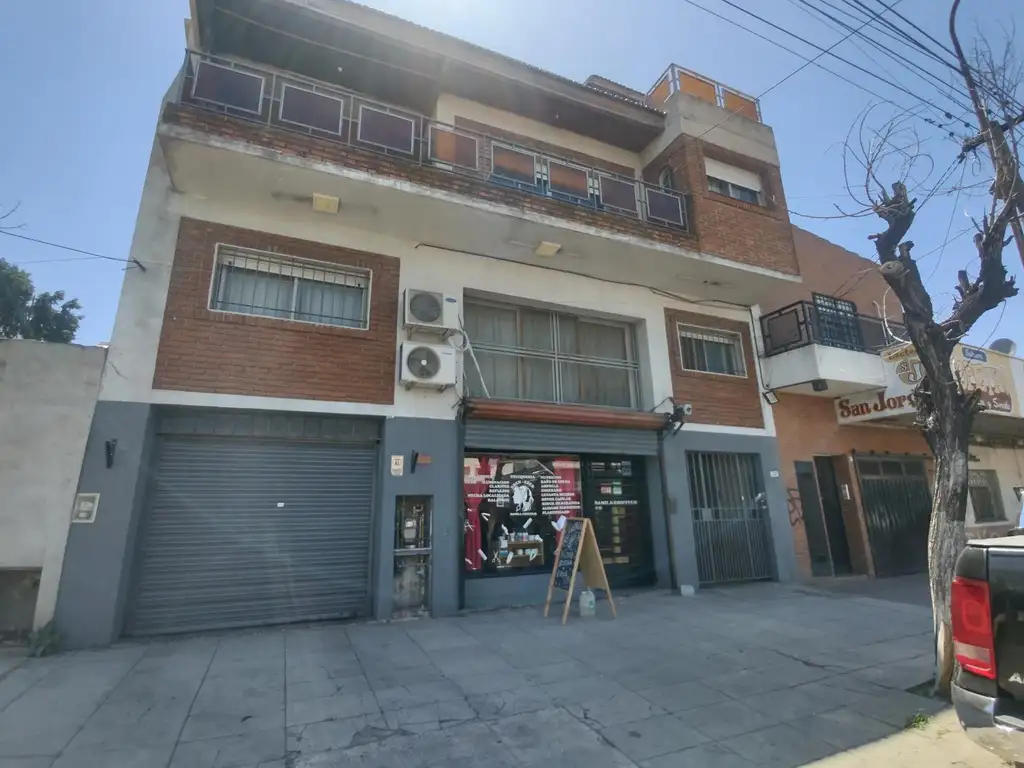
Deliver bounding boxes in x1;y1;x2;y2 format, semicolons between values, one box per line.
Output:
0;581;1003;767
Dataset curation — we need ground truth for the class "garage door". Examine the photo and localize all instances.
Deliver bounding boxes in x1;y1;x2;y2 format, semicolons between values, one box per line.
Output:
127;422;377;636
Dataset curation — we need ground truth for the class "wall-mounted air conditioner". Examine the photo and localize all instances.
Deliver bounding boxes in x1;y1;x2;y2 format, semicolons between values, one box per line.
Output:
403;289;460;335
399;342;457;390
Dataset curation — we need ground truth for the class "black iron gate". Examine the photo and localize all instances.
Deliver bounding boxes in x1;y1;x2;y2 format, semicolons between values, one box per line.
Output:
687;451;774;585
857;457;931;577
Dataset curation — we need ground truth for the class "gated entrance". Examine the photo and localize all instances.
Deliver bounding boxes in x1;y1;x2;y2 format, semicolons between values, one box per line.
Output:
687;451;774;585
856;456;931;577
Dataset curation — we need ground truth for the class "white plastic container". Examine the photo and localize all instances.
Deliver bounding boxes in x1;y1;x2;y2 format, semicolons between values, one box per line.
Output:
579;589;596;618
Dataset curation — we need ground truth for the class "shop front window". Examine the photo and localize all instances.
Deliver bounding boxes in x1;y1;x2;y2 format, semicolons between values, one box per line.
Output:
463;455;582;576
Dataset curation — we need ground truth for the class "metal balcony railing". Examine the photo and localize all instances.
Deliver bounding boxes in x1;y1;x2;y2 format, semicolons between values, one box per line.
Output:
174;51;692;234
760;300;907;357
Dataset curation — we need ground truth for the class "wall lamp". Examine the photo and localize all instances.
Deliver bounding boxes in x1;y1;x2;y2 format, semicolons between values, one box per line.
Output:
762;390;779;406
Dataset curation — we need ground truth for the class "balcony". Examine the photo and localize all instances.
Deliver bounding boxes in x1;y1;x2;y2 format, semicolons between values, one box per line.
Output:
759;301;907;396
171;52;690;233
648;64;762;122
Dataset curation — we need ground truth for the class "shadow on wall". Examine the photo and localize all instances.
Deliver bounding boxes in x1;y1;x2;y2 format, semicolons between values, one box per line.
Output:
0;569;40;641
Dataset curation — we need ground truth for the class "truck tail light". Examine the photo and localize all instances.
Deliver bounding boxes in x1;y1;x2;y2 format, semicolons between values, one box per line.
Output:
951;576;996;679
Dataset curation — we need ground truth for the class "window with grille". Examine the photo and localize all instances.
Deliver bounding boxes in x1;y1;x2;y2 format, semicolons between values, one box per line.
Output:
210;245;370;330
707;176;761;204
678;324;746;377
463;301;639;408
969;470;1006;523
813;293;864;350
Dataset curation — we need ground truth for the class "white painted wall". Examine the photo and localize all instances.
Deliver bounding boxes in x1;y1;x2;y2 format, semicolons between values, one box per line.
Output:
967;444;1024;529
0;340;105;627
99;151;776;437
761;345;888;393
434;94;641;174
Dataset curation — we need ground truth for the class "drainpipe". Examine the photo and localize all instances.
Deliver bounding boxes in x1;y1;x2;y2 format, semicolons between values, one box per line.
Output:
657;432;679;591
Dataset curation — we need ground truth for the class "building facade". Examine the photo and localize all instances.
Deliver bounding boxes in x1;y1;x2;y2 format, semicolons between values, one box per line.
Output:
53;0;809;646
762;228;1024;580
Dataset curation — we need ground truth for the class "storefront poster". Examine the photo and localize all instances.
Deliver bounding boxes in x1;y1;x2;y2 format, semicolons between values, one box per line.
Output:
836;342;1019;424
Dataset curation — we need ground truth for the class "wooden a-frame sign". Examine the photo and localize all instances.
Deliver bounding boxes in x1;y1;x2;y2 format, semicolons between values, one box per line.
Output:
543;517;617;625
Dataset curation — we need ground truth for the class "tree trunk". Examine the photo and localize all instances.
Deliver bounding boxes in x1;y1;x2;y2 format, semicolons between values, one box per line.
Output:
928;413;971;697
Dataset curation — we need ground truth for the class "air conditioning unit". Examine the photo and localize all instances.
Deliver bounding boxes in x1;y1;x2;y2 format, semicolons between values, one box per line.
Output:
400;342;457;390
403;289;460;335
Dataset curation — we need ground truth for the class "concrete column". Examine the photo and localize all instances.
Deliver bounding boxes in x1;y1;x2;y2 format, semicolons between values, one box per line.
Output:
54;402;154;648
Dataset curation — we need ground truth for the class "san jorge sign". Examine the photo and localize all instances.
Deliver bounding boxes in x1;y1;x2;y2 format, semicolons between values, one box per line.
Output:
835;342;1018;425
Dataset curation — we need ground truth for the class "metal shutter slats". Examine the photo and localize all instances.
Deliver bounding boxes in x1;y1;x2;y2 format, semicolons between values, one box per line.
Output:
127;435;375;636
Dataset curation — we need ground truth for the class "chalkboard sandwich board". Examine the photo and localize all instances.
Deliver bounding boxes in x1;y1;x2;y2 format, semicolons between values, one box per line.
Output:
544;517;616;625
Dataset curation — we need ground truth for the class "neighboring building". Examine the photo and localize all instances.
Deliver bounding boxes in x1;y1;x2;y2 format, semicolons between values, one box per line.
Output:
762;228;1024;579
0;340;105;636
51;0;807;646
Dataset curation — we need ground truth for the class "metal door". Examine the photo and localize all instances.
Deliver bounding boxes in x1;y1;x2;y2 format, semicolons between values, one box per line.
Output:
794;461;834;577
857;457;931;577
814;457;853;575
127;435;376;635
688;451;774;585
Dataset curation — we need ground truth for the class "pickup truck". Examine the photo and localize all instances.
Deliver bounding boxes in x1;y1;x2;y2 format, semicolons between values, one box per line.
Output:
952;534;1024;765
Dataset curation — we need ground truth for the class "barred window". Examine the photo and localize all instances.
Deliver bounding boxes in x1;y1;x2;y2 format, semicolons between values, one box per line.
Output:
210;245;370;330
969;470;1006;523
678;324;746;377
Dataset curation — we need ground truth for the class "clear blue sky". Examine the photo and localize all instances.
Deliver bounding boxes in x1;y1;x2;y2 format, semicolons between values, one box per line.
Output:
2;0;1021;347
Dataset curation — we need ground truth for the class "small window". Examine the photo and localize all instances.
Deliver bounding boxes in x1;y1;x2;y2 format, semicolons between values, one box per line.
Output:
678;324;746;377
658;166;675;190
211;246;370;330
707;176;761;204
970;470;1006;523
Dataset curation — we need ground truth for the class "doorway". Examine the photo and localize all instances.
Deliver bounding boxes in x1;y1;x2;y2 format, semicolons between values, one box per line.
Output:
794;461;833;577
581;457;655;589
814;457;853;576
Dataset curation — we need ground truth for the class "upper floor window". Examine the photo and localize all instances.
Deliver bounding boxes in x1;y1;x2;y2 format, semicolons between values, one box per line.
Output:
678;324;746;377
210;245;370;330
658;166;676;190
705;157;763;205
463;301;639;408
969;470;1006;523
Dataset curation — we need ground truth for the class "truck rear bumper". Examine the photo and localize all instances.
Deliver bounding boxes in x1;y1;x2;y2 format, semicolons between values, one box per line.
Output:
953;681;1024;764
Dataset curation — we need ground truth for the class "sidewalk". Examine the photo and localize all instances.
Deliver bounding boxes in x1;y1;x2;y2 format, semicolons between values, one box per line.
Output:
0;582;1003;767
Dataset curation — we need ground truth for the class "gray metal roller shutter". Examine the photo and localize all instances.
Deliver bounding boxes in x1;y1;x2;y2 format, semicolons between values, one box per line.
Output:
464;419;658;456
127;436;376;636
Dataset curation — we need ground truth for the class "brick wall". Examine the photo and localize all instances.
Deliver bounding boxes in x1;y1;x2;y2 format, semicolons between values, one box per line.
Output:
154;218;400;404
664;309;763;429
643;135;800;275
767;226;903;319
773;393;929;576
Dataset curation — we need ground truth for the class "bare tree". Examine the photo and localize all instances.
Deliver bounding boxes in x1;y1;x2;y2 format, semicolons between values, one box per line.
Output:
845;0;1022;695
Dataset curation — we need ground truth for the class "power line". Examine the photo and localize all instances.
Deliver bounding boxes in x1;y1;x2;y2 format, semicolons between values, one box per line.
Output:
925;162;968;282
697;0;966;131
0;230;146;271
796;0;974;115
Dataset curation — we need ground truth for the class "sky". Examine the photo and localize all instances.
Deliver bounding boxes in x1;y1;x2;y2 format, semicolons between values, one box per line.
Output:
1;0;1022;348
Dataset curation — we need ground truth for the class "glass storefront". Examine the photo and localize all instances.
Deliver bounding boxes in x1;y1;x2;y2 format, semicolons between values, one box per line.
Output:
462;453;655;588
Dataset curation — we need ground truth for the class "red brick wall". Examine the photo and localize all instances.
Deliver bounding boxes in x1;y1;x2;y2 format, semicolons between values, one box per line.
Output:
154;218;400;404
664;309;764;429
766;226;903;319
774;393;930;576
644;135;800;275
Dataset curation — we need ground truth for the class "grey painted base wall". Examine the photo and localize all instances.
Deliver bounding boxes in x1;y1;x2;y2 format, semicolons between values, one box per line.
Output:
661;429;797;589
53;401;795;649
